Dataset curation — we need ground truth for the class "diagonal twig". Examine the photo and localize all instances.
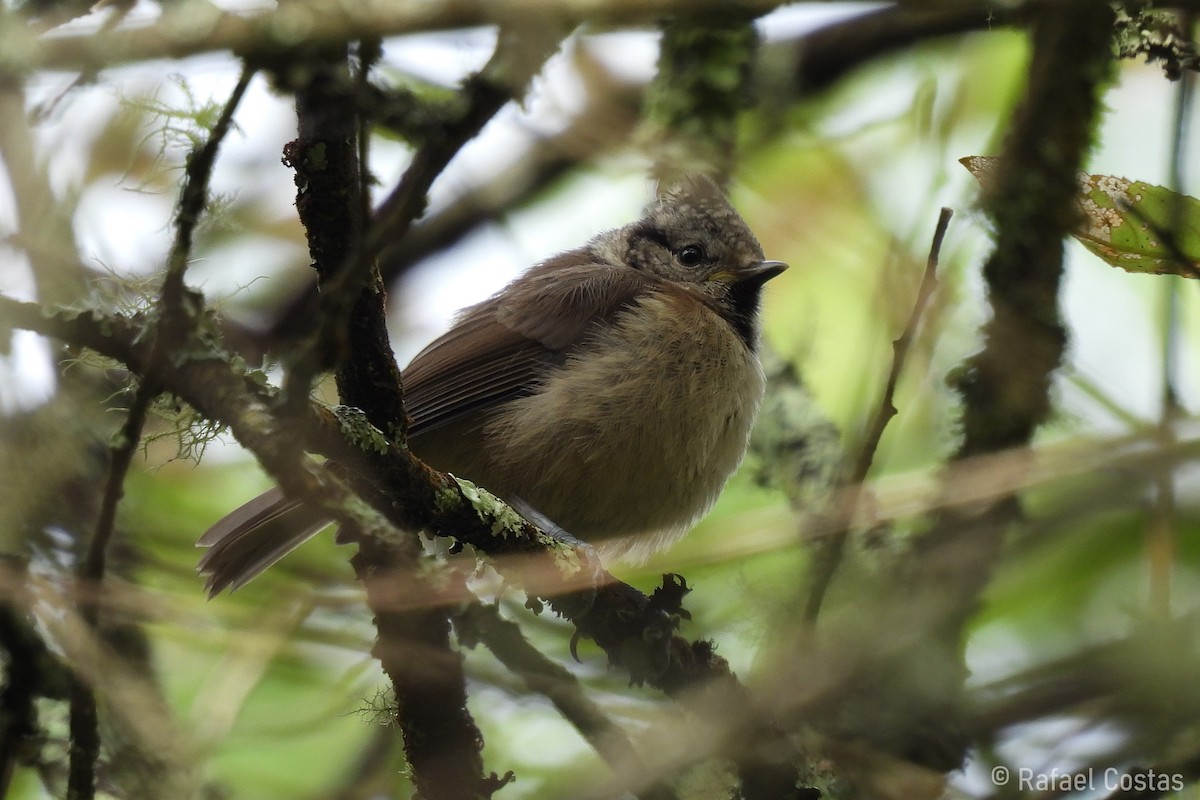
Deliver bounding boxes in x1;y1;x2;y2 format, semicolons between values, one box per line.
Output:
454;603;679;800
65;67;253;800
803;208;952;623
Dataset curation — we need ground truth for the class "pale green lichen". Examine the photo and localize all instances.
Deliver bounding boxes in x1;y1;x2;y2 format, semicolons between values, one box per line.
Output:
330;404;392;455
450;475;526;538
446;474;584;576
342;493;405;548
145;393;225;463
641;18;758;183
748;347;840;512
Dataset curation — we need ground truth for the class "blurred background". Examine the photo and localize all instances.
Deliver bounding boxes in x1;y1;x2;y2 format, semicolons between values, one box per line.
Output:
4;2;1200;798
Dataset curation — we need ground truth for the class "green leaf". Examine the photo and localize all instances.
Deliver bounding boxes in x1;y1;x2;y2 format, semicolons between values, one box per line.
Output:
960;155;1200;278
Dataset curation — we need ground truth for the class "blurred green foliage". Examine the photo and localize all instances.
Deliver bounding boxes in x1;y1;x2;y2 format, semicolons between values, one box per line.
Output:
8;9;1200;799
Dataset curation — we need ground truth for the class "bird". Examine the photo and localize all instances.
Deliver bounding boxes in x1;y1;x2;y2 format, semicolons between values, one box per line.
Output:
199;175;786;594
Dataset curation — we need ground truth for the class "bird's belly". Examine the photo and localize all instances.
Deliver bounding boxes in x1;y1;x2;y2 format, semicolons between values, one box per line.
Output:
480;294;765;558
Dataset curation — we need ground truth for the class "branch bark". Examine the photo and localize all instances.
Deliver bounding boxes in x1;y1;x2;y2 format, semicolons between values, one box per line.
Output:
1;0;787;74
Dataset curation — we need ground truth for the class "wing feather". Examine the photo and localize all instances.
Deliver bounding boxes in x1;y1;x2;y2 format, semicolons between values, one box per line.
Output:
403;255;651;438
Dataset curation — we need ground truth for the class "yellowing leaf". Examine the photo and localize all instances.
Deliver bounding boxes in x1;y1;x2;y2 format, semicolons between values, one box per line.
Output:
960;155;1200;278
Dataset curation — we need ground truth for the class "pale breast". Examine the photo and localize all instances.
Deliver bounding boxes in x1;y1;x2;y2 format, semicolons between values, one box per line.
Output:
480;290;765;559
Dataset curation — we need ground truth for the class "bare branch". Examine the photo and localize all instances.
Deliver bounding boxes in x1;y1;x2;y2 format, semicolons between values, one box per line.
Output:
0;0;787;74
803;207;952;623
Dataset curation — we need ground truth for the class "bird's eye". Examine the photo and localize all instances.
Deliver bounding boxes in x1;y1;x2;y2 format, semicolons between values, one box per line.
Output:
677;244;705;266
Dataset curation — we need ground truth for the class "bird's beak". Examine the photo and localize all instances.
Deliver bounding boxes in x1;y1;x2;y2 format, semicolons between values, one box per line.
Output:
708;260;788;286
737;260;788;286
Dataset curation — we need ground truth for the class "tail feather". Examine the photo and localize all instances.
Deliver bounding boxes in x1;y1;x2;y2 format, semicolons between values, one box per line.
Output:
197;488;330;595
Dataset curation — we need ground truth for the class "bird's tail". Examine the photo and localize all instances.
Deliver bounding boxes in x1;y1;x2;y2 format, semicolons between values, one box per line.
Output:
197;487;329;596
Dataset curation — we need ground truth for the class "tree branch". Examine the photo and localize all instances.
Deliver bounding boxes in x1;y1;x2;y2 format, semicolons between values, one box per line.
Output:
0;293;758;758
228;50;643;358
279;21;570;796
764;1;1021;98
455;602;679;799
0;0;787;74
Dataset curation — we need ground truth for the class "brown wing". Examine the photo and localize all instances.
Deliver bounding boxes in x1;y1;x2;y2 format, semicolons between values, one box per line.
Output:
402;254;651;439
199;256;649;595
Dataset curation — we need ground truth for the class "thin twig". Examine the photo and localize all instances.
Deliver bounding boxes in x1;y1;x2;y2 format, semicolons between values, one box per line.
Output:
163;66;254;304
64;68;253;800
76;63;253;617
355;39;380;239
803;207;952;622
861;5;1113;770
455;603;677;799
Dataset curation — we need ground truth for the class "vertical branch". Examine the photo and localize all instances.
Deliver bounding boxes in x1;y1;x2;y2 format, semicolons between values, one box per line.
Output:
65;382;153;800
0;74;86;305
952;5;1113;461
283;43;380;416
643;13;759;188
282;37;457;798
282;25;567;797
284;23;565;434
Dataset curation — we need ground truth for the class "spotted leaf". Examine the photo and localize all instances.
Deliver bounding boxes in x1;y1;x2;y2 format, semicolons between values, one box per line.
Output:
960;156;1200;278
